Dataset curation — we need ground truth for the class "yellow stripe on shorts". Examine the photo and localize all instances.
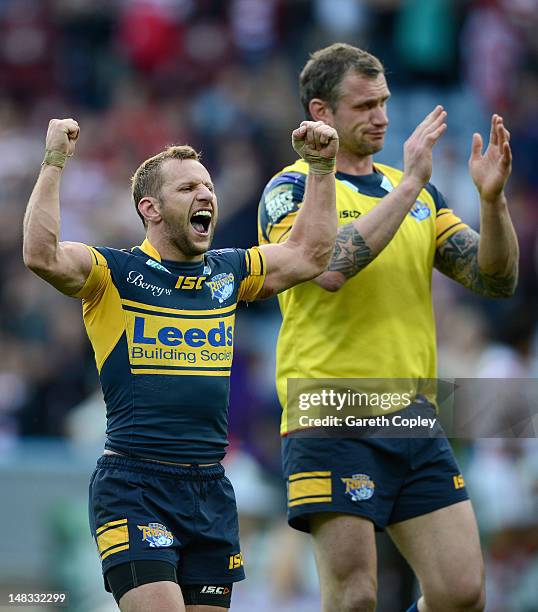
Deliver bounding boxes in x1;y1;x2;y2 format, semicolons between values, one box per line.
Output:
101;544;130;561
97;523;129;555
289;496;332;508
288;471;332;506
288;471;331;482
96;517;127;536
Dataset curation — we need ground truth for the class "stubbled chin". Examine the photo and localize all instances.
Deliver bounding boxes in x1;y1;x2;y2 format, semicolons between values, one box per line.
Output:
356;141;384;156
187;227;213;253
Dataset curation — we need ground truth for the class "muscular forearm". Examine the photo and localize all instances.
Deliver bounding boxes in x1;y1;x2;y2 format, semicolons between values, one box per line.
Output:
477;194;519;281
23;164;63;271
435;198;519;298
287;170;337;276
316;177;423;291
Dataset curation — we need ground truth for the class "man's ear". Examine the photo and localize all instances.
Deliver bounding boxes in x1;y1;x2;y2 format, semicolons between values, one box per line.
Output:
138;197;162;225
309;98;334;123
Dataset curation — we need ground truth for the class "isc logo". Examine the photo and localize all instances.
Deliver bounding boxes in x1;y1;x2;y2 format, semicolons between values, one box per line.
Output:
339;210;360;219
201;586;231;595
175;275;206;290
453;474;465;490
228;552;243;570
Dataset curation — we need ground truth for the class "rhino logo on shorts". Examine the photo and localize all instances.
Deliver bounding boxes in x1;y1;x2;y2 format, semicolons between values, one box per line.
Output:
137;522;174;547
341;473;375;502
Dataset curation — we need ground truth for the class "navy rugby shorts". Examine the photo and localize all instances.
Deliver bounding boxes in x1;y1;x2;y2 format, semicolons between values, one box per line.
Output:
283;403;469;532
88;455;245;592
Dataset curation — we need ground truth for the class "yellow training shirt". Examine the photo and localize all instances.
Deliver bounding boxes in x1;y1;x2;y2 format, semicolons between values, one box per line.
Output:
258;159;467;433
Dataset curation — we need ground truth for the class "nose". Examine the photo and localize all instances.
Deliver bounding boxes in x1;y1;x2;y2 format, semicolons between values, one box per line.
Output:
196;184;214;201
372;105;388;127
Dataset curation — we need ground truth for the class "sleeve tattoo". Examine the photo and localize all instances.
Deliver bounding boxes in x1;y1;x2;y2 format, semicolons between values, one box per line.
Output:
434;228;517;298
327;223;373;278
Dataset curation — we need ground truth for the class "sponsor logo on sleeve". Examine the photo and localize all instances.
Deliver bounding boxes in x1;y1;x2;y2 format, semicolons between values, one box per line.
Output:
265;184;297;223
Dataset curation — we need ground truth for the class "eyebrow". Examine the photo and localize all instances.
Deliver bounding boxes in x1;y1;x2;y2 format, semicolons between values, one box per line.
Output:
354;93;391;106
177;180;214;190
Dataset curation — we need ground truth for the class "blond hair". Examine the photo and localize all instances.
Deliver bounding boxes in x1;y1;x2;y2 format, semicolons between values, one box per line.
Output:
131;145;200;226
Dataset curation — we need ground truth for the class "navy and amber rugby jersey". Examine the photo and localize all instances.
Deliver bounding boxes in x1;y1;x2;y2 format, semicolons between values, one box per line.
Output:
75;238;266;463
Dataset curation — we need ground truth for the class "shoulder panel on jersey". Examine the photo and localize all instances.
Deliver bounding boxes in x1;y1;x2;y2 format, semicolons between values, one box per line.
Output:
82;272;126;374
205;247;243;275
424;182;448;212
207;246;260;282
259;171;306;243
238;247;267;302
98;331;132;408
435;211;469;248
94;246;131;268
74;245;110;301
245;247;265;276
94;246;136;286
261;211;298;245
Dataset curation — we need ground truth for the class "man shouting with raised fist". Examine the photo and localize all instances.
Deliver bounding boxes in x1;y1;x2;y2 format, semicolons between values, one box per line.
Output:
23;117;338;611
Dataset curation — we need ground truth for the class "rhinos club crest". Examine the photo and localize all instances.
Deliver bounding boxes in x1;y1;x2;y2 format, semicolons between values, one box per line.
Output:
207;273;234;303
409;201;431;221
341;473;375;502
137;522;174;548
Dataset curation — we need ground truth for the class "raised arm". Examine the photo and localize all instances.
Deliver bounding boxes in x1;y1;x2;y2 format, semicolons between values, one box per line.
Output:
316;105;447;291
23;118;92;296
434;114;519;298
256;121;338;298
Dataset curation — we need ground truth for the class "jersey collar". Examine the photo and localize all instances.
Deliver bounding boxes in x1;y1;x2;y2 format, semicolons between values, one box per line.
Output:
137;238;162;262
136;238;208;271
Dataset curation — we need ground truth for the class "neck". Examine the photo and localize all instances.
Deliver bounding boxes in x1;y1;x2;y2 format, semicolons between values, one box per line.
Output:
336;149;375;175
145;231;204;263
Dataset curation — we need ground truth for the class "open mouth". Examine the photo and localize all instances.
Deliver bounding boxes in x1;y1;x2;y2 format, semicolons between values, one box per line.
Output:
190;210;212;236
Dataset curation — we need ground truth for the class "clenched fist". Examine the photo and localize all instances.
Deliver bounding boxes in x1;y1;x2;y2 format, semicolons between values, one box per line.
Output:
292;120;338;175
45;118;80;157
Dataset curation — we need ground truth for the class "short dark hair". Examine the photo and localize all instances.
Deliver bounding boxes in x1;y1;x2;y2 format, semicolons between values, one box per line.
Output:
131;145;200;226
299;43;385;119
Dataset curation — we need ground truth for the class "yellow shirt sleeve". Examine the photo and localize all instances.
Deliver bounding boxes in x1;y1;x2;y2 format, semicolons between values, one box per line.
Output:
258;173;305;245
238;247;267;302
262;210;299;244
435;208;469;248
74;245;110;302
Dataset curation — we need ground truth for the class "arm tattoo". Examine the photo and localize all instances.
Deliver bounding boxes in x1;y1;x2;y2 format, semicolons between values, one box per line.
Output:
327;223;373;278
435;228;517;298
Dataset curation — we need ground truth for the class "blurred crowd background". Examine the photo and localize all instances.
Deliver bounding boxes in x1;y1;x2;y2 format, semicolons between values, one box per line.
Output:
1;0;537;610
